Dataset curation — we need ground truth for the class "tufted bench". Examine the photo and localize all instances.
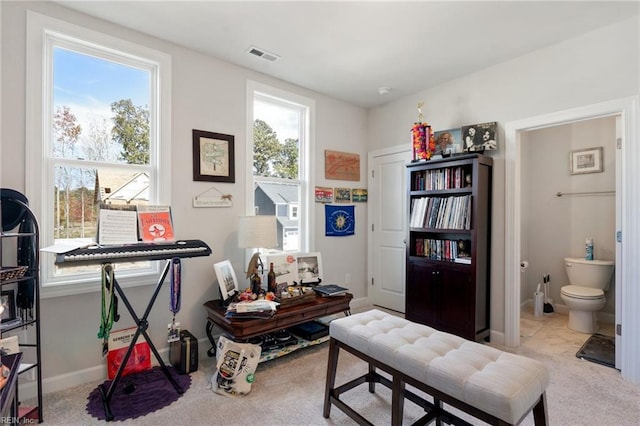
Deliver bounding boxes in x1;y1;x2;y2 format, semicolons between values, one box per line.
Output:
323;309;549;425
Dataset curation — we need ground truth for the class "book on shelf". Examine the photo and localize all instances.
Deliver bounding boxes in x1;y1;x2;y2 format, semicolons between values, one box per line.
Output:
454;257;472;264
313;284;348;297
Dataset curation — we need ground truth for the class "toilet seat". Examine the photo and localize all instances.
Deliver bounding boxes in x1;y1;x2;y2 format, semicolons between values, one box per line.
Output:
561;285;604;300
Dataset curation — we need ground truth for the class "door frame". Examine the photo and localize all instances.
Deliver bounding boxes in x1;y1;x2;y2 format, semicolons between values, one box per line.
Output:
504;96;640;384
367;144;411;310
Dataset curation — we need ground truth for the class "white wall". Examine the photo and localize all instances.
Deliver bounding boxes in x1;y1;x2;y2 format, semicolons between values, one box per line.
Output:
1;1;368;385
521;117;617;314
367;16;639;335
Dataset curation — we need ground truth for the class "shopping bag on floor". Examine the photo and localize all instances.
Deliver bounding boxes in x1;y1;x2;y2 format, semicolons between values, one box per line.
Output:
210;335;261;396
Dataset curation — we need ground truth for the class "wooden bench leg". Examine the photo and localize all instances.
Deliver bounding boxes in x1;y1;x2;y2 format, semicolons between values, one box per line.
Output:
323;338;340;418
391;375;405;426
532;392;548;426
434;398;443;426
368;363;376;393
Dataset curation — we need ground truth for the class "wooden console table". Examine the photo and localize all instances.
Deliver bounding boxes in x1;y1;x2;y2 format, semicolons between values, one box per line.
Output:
204;293;352;357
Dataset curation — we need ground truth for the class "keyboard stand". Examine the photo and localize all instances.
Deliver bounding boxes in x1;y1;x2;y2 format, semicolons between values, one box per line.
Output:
98;259;182;421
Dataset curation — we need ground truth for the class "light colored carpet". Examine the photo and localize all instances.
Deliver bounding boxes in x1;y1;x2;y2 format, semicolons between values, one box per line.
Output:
38;309;640;425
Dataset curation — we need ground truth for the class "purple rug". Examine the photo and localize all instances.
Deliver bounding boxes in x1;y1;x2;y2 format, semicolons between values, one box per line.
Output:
86;366;191;421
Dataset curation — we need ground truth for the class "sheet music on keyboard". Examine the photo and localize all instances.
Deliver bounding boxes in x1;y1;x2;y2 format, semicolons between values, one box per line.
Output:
55;239;212;266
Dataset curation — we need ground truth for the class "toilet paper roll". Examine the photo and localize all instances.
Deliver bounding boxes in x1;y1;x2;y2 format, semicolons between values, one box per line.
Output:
520;261;529;271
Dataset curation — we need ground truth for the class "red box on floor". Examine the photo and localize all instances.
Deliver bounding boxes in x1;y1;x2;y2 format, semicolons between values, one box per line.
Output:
106;327;151;380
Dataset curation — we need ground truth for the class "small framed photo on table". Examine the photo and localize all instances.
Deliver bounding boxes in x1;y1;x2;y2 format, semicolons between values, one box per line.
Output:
570;147;603;175
214;260;239;301
297;252;323;285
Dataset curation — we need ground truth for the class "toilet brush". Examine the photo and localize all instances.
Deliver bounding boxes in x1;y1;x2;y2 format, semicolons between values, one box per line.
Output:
543;274;554;313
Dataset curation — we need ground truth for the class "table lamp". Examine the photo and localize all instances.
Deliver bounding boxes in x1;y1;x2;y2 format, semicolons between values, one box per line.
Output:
238;215;277;291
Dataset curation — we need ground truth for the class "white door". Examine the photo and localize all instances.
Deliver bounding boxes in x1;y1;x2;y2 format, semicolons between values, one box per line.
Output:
368;147;412;312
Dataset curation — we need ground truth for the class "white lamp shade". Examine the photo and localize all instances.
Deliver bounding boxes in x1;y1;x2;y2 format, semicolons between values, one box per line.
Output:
238;215;277;249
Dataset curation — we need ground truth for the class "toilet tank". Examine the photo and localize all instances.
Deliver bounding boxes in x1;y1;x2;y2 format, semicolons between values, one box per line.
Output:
564;257;614;290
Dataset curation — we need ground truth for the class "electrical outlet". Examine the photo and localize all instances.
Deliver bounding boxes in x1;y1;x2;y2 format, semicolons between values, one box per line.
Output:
345;273;351;284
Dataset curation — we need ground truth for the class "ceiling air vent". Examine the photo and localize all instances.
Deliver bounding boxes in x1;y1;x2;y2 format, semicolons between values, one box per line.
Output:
247;46;280;62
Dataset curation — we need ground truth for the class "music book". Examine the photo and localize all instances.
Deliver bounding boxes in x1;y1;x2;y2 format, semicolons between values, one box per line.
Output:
313;284;348;297
137;205;175;242
98;204;138;245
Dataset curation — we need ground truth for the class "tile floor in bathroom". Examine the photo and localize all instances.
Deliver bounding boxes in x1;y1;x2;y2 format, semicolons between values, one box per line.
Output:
520;307;615;361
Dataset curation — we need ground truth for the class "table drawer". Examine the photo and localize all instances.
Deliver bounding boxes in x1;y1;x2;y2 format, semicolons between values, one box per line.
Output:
276;306;329;328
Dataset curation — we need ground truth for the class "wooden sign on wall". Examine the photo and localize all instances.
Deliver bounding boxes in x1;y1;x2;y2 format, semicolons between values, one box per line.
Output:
324;150;360;181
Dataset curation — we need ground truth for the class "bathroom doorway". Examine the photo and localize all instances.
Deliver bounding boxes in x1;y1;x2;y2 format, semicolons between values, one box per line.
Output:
520;116;617;366
504;97;639;380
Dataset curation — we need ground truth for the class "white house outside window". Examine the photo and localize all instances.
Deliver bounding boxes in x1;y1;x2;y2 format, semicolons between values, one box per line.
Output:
26;12;171;297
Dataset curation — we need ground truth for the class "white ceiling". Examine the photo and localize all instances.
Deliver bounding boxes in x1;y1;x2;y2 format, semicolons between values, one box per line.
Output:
56;1;638;108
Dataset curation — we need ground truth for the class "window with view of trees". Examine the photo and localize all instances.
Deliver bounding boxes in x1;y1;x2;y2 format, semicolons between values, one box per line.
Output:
27;12;171;295
249;83;313;254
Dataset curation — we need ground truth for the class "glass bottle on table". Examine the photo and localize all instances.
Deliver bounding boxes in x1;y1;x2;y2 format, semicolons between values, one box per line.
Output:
267;262;277;293
250;266;262;295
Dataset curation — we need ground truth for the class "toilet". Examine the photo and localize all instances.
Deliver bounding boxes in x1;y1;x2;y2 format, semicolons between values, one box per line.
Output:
560;257;614;333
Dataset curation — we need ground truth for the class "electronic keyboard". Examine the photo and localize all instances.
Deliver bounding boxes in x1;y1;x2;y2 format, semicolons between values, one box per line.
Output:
55;239;212;265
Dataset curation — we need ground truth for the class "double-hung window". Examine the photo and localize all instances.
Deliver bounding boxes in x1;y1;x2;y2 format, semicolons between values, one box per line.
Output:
26;12;171;297
246;81;314;255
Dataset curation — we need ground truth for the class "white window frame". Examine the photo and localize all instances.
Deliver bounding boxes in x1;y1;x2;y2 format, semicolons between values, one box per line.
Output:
246;80;315;252
26;11;172;298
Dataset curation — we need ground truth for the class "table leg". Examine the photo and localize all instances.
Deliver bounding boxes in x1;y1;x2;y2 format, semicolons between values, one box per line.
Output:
206;319;217;357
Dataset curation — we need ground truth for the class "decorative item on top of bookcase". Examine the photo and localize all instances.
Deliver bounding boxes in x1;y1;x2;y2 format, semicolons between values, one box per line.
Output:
462;122;497;153
411;102;436;161
433;128;463;157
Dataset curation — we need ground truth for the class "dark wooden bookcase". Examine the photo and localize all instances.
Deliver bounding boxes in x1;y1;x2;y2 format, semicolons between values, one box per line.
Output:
405;153;492;342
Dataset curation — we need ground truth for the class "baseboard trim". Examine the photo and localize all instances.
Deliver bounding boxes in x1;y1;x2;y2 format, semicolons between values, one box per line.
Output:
23;344;177;400
522;298;615;324
28;299;363;399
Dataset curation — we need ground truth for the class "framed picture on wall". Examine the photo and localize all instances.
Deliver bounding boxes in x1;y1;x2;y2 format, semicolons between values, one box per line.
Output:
192;129;235;182
570;147;604;175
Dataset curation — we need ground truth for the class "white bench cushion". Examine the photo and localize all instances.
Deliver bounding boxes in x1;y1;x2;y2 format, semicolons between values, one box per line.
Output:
330;309;549;424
